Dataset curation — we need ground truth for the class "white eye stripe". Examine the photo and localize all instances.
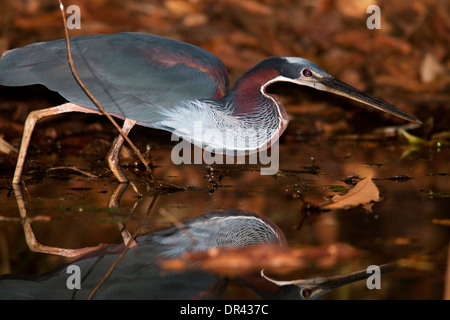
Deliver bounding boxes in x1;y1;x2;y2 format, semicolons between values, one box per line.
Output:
283;57;311;65
282;57;328;79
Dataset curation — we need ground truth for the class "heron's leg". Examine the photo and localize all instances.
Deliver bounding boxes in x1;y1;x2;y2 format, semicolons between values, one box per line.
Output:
105;118;136;183
13;183;109;257
13;103;102;184
108;183;137;247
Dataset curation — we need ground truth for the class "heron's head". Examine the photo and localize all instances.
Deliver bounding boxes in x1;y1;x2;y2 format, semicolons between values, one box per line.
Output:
260;56;421;124
258;263;399;300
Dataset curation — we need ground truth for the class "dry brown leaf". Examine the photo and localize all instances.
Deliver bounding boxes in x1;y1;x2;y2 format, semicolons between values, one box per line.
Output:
333;31;372;53
361;202;376;213
336;0;375;18
322;175;380;210
165;0;198;16
420;53;445;84
226;0;273;15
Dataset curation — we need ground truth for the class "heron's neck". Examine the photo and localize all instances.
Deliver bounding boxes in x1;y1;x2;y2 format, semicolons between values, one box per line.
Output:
229;67;280;115
157;68;289;154
223;66;290;135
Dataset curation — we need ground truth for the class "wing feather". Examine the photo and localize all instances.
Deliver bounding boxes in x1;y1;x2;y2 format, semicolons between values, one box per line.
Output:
0;33;229;126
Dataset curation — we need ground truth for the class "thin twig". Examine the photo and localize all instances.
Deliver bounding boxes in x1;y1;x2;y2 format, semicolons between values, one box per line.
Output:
87;226;139;300
88;192;160;299
146;192;159;218
57;0;151;176
0;215;51;222
56;0;154;298
49;166;98;178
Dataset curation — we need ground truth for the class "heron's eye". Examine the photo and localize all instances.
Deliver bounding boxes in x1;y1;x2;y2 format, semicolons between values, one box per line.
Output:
302;288;313;298
302;69;313;77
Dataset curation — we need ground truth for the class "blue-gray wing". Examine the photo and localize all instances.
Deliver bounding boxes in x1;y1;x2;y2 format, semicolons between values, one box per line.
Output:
0;33;229;127
0;246;225;300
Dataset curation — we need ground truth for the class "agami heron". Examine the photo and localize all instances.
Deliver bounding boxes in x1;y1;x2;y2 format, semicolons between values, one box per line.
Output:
0;209;396;299
0;33;421;183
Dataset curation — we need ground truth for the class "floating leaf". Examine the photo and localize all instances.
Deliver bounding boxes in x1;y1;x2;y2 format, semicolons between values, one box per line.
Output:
322;175;380;210
361;202;376;213
399;128;426;146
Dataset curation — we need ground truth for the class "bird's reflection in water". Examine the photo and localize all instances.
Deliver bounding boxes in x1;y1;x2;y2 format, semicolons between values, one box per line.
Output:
1;184;396;300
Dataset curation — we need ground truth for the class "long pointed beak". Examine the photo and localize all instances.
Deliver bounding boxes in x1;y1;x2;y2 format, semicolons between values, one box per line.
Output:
306;263;398;291
318;77;422;124
262;263;398;299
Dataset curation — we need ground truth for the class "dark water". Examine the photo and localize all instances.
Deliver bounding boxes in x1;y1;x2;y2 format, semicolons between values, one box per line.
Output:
0;111;448;300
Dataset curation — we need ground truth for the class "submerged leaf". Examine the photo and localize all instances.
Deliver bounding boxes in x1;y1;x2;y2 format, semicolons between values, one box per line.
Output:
322;175;380;210
160;245;305;275
432;218;450;226
399;128;426;146
159;243;362;276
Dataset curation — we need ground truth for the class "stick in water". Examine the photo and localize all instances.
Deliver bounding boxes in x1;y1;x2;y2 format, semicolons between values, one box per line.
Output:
57;0;152;178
